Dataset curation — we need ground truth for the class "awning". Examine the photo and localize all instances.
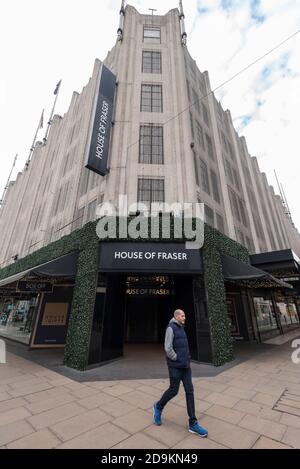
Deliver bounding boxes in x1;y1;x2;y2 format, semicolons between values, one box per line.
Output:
250;249;300;274
0;251;79;288
222;254;293;289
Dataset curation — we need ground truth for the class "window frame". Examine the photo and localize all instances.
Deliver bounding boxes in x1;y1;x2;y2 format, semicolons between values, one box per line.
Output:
139;125;164;164
137;178;165;204
142;50;162;74
140;84;163;113
143;26;161;44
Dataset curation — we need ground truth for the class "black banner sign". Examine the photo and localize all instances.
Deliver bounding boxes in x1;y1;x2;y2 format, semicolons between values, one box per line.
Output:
85;64;116;176
99;242;203;273
17;281;53;293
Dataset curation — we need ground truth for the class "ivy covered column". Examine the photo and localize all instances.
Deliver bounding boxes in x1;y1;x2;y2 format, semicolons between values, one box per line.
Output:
64;224;99;370
203;226;234;366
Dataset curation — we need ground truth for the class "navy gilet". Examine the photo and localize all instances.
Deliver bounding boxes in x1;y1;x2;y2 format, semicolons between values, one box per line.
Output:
166;321;191;369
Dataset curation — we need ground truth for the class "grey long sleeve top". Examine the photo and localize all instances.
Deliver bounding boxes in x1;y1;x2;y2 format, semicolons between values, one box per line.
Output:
164;319;178;361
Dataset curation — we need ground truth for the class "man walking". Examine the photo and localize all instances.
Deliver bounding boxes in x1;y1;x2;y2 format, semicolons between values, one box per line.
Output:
153;309;208;438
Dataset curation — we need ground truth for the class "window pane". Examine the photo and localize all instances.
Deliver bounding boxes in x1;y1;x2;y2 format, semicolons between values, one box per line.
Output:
141;84;162;112
142;51;161;73
143;26;161;43
139;125;163;164
138;178;164;203
199;159;210;194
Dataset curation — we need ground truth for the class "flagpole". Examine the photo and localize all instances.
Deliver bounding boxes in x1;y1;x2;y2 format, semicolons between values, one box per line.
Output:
0;154;18;207
43;80;62;144
25;109;44;169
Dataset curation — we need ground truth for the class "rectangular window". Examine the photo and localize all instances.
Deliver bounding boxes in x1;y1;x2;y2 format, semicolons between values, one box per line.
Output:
210;169;220;203
192;89;200;114
199;159;210;194
141;84;162;112
228;141;235;160
87;199;97;222
186;79;191;101
199;78;206;97
238;198;248;227
193;153;199;186
202;103;210;127
254;297;279;333
229;188;241;222
139;125;164;164
216;213;225;233
232;168;241;191
142;51;161;73
204;205;214;227
205;134;214;160
138;178;165;203
143;26;161;43
224;157;234;185
190;112;194;139
79;168;89;196
72;207;84;231
195;120;205;149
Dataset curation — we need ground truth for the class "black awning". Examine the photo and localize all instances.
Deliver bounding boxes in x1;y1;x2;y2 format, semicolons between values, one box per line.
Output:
221;254;292;289
32;252;79;277
0;251;79;288
250;249;300;273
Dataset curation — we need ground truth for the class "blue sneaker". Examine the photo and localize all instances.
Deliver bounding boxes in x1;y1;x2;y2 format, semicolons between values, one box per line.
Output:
153;402;162;425
189;422;208;438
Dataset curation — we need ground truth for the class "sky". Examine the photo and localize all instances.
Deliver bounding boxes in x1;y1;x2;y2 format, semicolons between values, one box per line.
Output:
1;0;300;229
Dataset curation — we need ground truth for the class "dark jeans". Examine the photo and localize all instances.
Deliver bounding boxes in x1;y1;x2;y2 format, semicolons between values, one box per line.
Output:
157;366;197;426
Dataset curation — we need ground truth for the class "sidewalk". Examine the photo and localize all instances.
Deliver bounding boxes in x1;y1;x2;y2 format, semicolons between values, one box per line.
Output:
1;338;300;449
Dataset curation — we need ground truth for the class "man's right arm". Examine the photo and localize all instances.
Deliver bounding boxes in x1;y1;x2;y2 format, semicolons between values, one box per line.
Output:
164;326;177;361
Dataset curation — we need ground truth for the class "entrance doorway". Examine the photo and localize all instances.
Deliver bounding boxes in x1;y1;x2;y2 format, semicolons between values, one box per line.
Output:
125;275;174;344
88;273;199;366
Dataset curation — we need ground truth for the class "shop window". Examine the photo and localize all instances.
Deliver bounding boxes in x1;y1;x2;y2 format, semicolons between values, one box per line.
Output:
0;297;39;345
253;297;279;333
276;298;300;326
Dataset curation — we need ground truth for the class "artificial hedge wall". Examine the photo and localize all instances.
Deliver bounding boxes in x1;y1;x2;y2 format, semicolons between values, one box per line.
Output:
203;223;249;366
0;221;100;371
0;215;250;370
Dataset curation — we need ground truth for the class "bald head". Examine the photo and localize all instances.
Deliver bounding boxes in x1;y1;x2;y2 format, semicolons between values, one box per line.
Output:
174;309;186;326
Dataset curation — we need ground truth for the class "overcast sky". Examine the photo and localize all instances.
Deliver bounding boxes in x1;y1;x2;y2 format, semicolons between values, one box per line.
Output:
1;0;300;230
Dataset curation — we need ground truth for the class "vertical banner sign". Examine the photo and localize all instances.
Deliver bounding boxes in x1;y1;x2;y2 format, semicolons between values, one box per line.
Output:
85;64;116;176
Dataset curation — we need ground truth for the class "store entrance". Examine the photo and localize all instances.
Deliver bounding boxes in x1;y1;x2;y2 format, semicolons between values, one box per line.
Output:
89;273;198;366
125;275;174;344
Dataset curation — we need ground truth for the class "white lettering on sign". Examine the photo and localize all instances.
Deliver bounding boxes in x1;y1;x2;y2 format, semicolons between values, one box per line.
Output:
114;251;188;261
96;100;109;160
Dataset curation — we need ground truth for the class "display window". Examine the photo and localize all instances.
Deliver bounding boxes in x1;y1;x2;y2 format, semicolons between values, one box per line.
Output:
253;296;279;332
0;296;39;344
